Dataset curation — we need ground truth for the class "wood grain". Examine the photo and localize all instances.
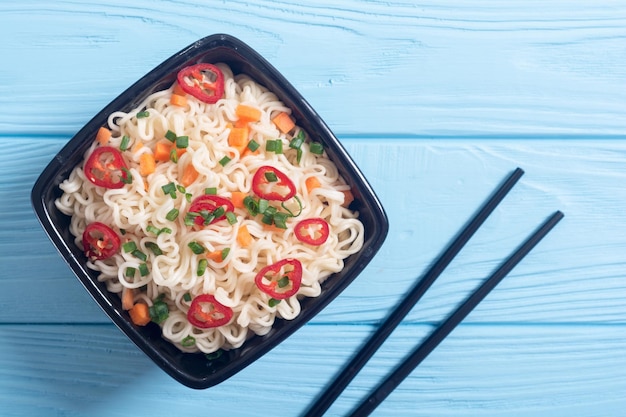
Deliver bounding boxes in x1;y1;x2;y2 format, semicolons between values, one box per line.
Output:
1;1;626;416
0;1;624;136
1;324;625;416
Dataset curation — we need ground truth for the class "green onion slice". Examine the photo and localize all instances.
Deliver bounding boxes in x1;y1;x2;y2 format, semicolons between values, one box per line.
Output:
188;241;206;254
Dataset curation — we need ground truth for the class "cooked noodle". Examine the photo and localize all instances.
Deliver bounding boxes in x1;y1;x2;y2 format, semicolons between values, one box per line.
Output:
55;63;363;353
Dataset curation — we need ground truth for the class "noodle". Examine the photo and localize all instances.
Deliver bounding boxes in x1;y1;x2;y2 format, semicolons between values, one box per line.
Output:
55;63;364;354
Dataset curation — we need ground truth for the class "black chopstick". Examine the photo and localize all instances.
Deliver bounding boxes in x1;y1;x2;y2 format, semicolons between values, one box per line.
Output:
348;210;564;416
303;167;524;417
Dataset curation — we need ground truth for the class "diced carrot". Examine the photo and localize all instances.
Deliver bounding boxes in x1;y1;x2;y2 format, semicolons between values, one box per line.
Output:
235;104;262;123
172;82;186;96
154;141;172;162
121;287;134;311
236;224;253;247
129;302;151;326
234;119;249;128
96;126;112;145
181;163;199;187
132;141;144;153
206;250;224;262
271;112;295;134
305;176;322;193
170;94;188;107
228;126;249;154
139;153;156;176
230;191;247;209
341;189;355;207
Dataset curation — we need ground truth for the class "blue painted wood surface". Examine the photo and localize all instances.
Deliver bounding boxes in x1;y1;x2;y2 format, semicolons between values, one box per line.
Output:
1;1;626;416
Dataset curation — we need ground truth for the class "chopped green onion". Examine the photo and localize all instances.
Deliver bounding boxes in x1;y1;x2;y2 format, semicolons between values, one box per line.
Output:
202;213;215;226
261;213;274;225
176;184;186;193
281;196;303;217
247;139;260;151
184;212;199;226
146;242;163;256
309;142;324;155
273;212;289;229
205;187;217;195
183;293;192;302
258;198;269;214
274;140;283;154
165;208;179;221
146;225;161;235
149;299;169;324
219;155;231;166
170;148;178;163
243;195;259;216
264;206;278;216
264;171;278;182
213;206;225;218
197;258;208;276
136;110;150;119
119;135;130;151
165;130;177;142
185;193;192;203
225;211;237;225
125;267;136;278
122;241;137;253
296;148;303;164
268;298;281;307
138;263;150;276
289;131;305;150
121;168;133;184
132;249;148;262
159;227;172;235
277;275;290;288
161;182;177;198
181;336;196;347
265;140;277;152
188;241;206;255
221;247;230;260
175;135;189;148
205;350;223;360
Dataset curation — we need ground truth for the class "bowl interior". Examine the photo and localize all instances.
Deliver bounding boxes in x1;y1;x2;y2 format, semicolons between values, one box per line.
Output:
31;34;388;389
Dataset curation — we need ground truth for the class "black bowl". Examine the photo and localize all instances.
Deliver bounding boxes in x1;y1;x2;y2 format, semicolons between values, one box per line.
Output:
31;34;388;389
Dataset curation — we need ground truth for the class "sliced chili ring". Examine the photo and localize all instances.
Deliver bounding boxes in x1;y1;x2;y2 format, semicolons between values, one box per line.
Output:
254;258;302;299
187;294;233;328
251;165;296;202
84;146;130;189
82;222;121;260
294;218;330;246
187;195;235;226
176;63;225;104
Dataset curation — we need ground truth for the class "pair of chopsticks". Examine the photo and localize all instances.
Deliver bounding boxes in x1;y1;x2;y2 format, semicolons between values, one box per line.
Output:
303;167;564;417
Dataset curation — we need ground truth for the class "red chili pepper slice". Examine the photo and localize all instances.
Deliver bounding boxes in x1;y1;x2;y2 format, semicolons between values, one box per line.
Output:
82;222;121;260
294;218;330;246
254;259;303;299
176;63;224;104
187;294;233;328
251;166;297;201
187;195;235;226
84;146;130;189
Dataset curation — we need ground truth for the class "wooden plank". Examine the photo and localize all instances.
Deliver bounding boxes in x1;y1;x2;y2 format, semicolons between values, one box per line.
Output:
0;323;624;416
3;136;626;325
0;1;624;136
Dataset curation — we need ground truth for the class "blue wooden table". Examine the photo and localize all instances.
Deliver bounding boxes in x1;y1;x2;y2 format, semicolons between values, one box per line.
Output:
2;1;626;416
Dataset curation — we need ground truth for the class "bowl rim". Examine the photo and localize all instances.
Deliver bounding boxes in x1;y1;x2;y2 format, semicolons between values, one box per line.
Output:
31;33;389;389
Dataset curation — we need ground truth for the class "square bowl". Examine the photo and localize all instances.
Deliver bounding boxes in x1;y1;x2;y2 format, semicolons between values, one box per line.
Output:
31;34;388;389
